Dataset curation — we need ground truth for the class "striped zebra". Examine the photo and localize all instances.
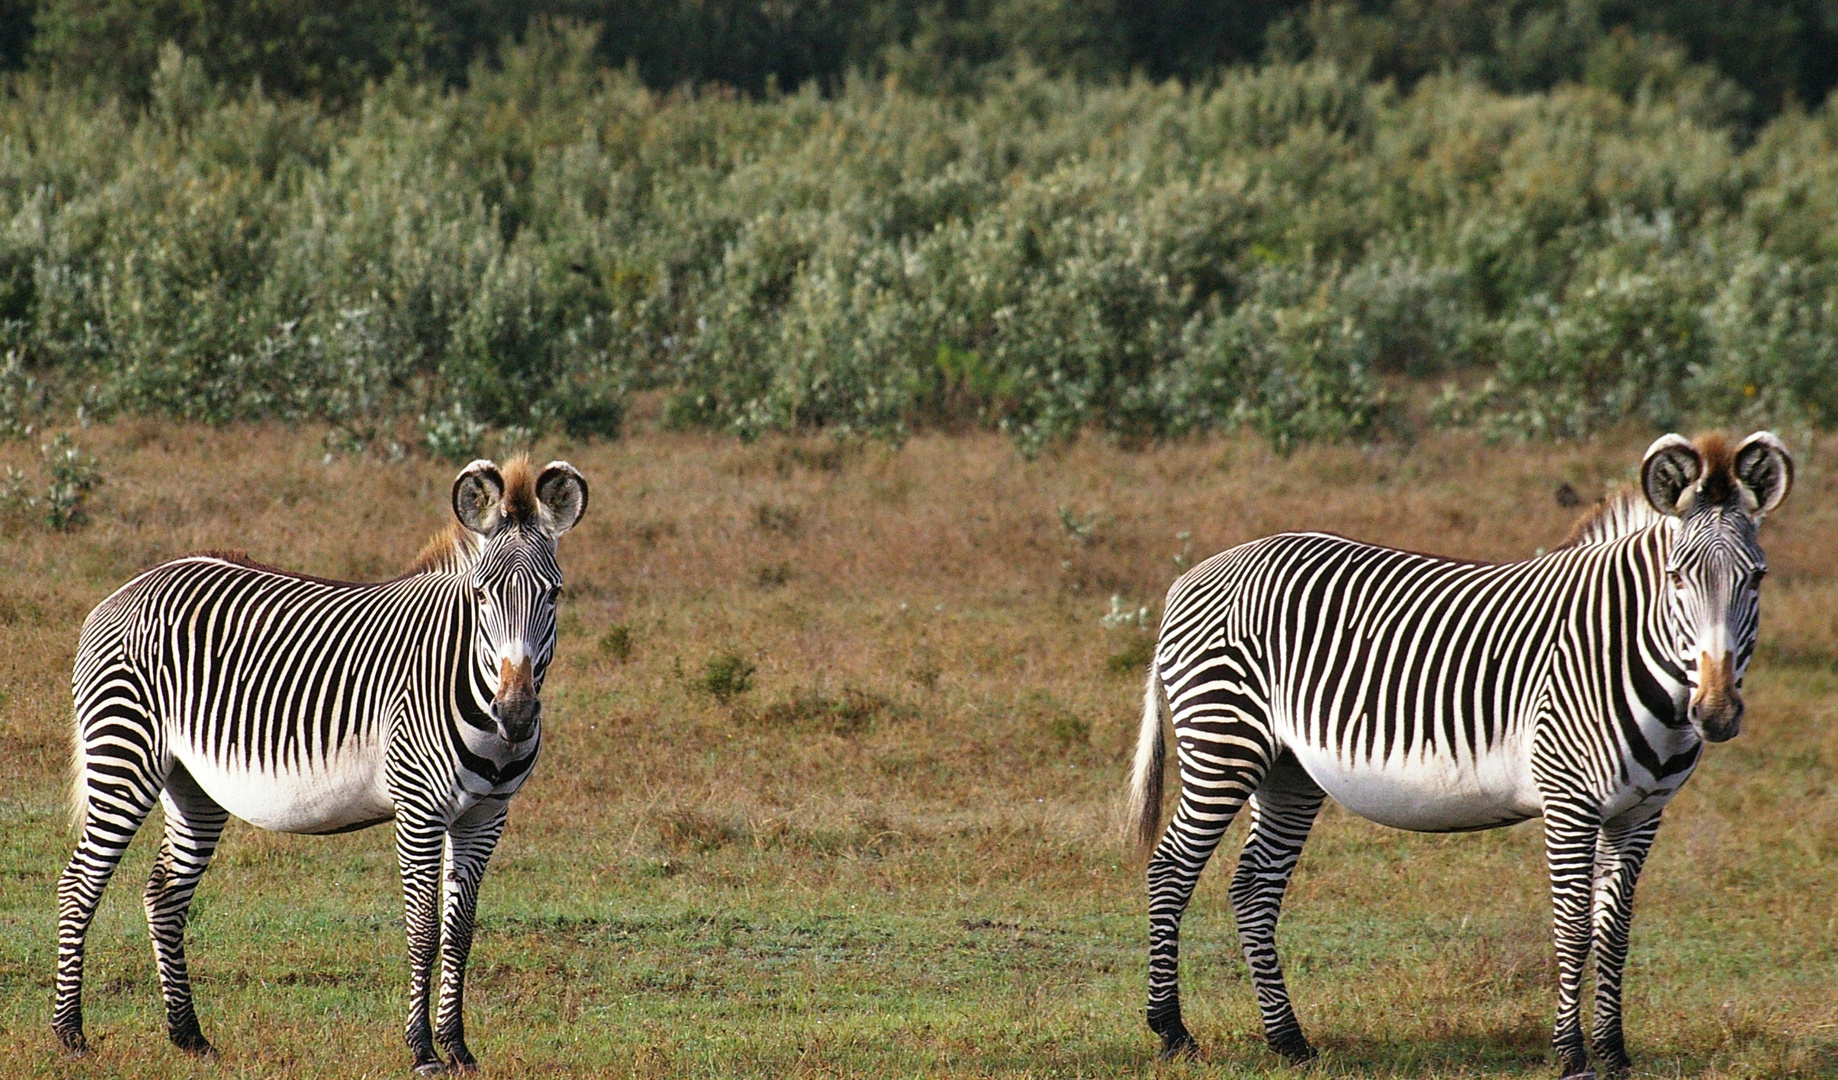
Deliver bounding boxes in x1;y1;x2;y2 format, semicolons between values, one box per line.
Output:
1125;432;1792;1079
54;457;587;1074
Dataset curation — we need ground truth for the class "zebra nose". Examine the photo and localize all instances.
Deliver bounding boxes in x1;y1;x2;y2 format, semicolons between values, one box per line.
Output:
493;657;540;740
1690;650;1743;742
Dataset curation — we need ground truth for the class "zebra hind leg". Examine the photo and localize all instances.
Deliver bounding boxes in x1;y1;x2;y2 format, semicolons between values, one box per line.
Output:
143;765;229;1057
434;805;508;1072
1228;752;1325;1065
54;722;166;1053
1146;710;1274;1061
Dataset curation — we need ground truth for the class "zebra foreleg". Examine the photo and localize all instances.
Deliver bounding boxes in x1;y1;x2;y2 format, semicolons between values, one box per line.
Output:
1146;722;1272;1061
397;813;450;1075
54;731;165;1054
434;805;508;1073
1589;812;1662;1078
1229;755;1325;1065
143;768;229;1057
1543;799;1605;1080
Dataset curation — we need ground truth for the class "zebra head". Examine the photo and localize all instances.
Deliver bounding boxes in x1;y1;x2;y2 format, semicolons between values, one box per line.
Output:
1640;431;1792;743
452;458;589;743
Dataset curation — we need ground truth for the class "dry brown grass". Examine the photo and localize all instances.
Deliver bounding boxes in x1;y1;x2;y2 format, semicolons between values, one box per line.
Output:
0;418;1833;1077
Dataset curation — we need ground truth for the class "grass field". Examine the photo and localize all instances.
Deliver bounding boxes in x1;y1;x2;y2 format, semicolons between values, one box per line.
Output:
0;415;1833;1078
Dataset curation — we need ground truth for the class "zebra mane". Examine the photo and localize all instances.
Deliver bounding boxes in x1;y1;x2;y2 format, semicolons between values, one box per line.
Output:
1554;487;1668;550
403;525;482;577
402;457;539;576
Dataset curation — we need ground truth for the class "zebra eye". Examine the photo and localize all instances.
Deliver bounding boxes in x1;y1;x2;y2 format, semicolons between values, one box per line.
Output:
1748;568;1767;590
547;585;563;603
1666;570;1684;590
473;587;488;604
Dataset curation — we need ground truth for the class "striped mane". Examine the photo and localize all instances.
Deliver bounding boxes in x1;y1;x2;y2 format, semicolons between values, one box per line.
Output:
403;525;481;576
1554;487;1667;550
401;456;539;576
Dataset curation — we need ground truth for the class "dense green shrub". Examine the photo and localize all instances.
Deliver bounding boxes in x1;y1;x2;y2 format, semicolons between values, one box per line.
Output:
0;30;1835;452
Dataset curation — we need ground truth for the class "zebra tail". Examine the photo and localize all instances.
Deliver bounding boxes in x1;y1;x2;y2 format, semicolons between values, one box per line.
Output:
66;709;87;831
1125;664;1169;860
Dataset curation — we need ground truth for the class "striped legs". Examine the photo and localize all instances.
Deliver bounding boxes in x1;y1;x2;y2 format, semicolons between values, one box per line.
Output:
1145;663;1275;1060
398;812;450;1074
54;714;165;1053
143;767;229;1055
1228;754;1324;1064
1590;813;1662;1078
1543;799;1604;1080
434;804;508;1072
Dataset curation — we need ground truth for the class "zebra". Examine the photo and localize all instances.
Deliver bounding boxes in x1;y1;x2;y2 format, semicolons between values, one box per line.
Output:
1125;431;1792;1079
53;456;588;1075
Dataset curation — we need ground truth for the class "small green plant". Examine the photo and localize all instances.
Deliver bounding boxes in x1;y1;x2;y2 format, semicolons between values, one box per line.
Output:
1172;530;1194;570
1105;635;1156;677
1046;712;1091;749
1058;507;1101;545
1100;594;1152;630
4;435;104;531
42;435;102;531
598;624;634;662
698;652;757;704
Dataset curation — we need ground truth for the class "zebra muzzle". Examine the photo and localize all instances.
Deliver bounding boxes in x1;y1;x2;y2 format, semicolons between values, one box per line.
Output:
1690;650;1743;742
492;657;540;741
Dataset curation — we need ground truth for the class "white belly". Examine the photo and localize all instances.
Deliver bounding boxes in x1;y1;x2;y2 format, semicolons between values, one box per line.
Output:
1287;740;1542;832
174;744;395;834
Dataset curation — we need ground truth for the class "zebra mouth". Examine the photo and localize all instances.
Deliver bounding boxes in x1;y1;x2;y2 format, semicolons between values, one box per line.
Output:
491;696;541;742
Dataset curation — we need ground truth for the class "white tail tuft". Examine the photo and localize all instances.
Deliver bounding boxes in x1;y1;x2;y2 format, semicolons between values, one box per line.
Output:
66;716;88;832
1125;664;1170;859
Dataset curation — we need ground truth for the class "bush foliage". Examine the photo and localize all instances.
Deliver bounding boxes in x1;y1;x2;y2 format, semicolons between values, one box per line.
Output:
1;28;1837;451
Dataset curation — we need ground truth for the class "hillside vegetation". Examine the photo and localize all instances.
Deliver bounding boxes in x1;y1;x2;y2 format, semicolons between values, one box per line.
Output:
0;26;1837;456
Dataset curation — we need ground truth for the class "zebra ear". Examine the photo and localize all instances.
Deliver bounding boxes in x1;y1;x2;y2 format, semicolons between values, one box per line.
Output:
1641;434;1701;517
535;461;588;537
1733;431;1792;520
453;460;505;535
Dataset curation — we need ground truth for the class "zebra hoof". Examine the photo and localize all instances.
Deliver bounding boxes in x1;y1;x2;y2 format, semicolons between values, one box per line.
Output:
54;1027;89;1056
447;1055;479;1074
1156;1032;1199;1062
412;1060;449;1076
1269;1036;1317;1066
170;1028;217;1058
1559;1072;1596;1080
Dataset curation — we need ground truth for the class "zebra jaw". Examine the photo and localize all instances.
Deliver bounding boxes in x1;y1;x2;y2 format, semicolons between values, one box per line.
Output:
1690;650;1743;742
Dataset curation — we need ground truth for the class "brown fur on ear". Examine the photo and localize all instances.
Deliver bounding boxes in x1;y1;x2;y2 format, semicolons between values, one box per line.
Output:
499;455;539;526
1694;433;1736;506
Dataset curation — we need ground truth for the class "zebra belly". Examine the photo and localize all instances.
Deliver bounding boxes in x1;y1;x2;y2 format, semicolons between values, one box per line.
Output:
173;743;395;834
1287;742;1540;833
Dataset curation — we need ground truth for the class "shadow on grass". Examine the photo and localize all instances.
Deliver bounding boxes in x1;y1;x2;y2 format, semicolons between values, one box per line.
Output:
1144;1024;1838;1079
1142;1020;1552;1078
